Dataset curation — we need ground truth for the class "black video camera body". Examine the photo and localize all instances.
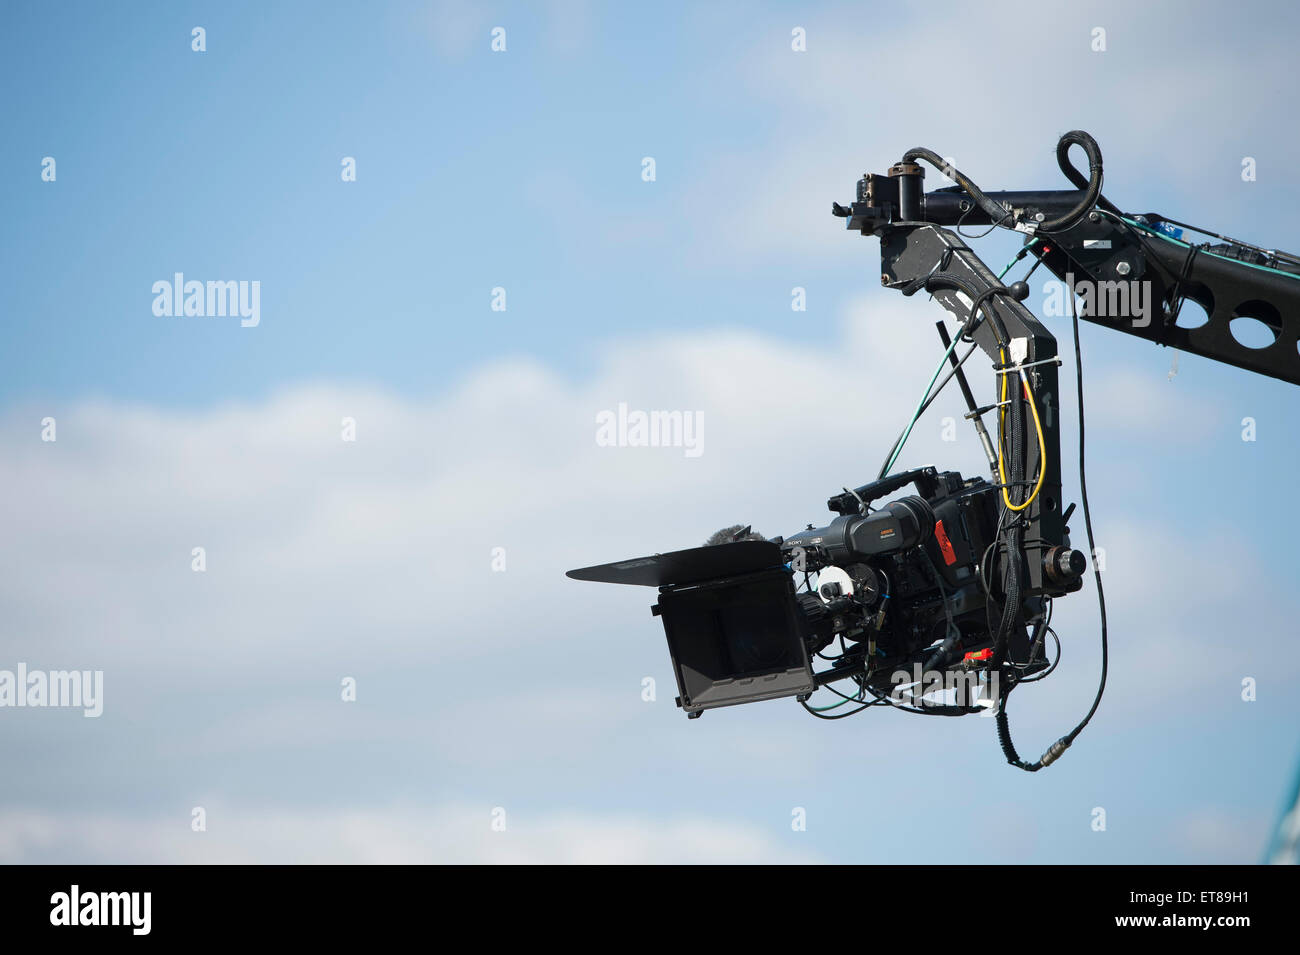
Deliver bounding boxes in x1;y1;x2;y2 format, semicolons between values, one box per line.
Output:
570;466;1082;716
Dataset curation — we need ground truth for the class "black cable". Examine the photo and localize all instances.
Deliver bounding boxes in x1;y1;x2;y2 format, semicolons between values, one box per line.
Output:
864;685;978;717
989;348;1025;673
800;698;877;720
966;286;1012;347
876;278;1020;480
1037;131;1106;234
1166;241;1204;327
914;343;979;419
900;146;1015;227
1091;207;1203;327
1062;271;1109;744
920;550;960;672
995;269;1110;771
818;676;873;703
800;674;885;719
991;309;1032;767
901;131;1105;238
957;207;1013;239
1054;132;1121;217
1016;610;1049;669
1016;626;1061;683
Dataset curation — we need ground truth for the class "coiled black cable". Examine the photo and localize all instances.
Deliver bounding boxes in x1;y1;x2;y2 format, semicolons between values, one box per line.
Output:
1038;130;1105;233
900;131;1106;237
1054;131;1121;217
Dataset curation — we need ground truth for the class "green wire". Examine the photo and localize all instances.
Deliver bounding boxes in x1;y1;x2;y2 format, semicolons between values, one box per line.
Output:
807;697;855;712
880;241;1036;478
808;687;878;711
997;243;1035;279
881;333;961;476
1119;215;1300;282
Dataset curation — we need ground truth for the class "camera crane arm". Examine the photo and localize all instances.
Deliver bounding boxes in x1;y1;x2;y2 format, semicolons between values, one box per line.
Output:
566;131;1300;775
829;130;1300;769
829;129;1300;634
828;220;1069;599
834;135;1300;387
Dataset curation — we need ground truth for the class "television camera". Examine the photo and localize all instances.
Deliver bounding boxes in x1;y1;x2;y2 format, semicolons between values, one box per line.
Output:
568;131;1300;770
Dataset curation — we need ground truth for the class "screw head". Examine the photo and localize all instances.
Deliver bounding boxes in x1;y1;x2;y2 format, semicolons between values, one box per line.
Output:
1116;261;1132;276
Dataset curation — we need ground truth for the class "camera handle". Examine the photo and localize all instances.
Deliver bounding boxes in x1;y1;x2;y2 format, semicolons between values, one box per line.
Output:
826;466;941;516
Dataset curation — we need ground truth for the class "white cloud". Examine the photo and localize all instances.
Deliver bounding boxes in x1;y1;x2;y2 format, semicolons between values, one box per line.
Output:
0;299;1280;688
675;1;1300;268
0;806;821;865
1;301;1292;862
421;0;493;60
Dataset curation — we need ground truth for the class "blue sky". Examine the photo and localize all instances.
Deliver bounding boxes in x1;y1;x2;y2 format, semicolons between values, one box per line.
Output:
2;0;1298;863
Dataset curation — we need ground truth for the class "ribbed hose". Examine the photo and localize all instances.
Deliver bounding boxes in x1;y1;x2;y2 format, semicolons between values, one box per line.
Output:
996;701;1034;770
1039;131;1105;233
990;361;1024;670
1054;131;1121;217
900;131;1107;235
993;352;1029;766
900;146;1012;226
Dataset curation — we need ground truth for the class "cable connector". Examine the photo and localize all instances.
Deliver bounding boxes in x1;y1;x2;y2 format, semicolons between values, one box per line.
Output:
1038;737;1072;768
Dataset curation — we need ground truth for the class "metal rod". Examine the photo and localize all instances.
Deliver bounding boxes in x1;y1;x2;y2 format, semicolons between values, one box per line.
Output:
937;322;999;473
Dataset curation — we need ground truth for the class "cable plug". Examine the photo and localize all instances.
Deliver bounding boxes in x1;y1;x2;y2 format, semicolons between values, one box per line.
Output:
1038;737;1072;768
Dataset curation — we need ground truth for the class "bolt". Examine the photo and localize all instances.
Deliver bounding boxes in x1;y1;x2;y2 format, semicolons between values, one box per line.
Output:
1116;261;1132;276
